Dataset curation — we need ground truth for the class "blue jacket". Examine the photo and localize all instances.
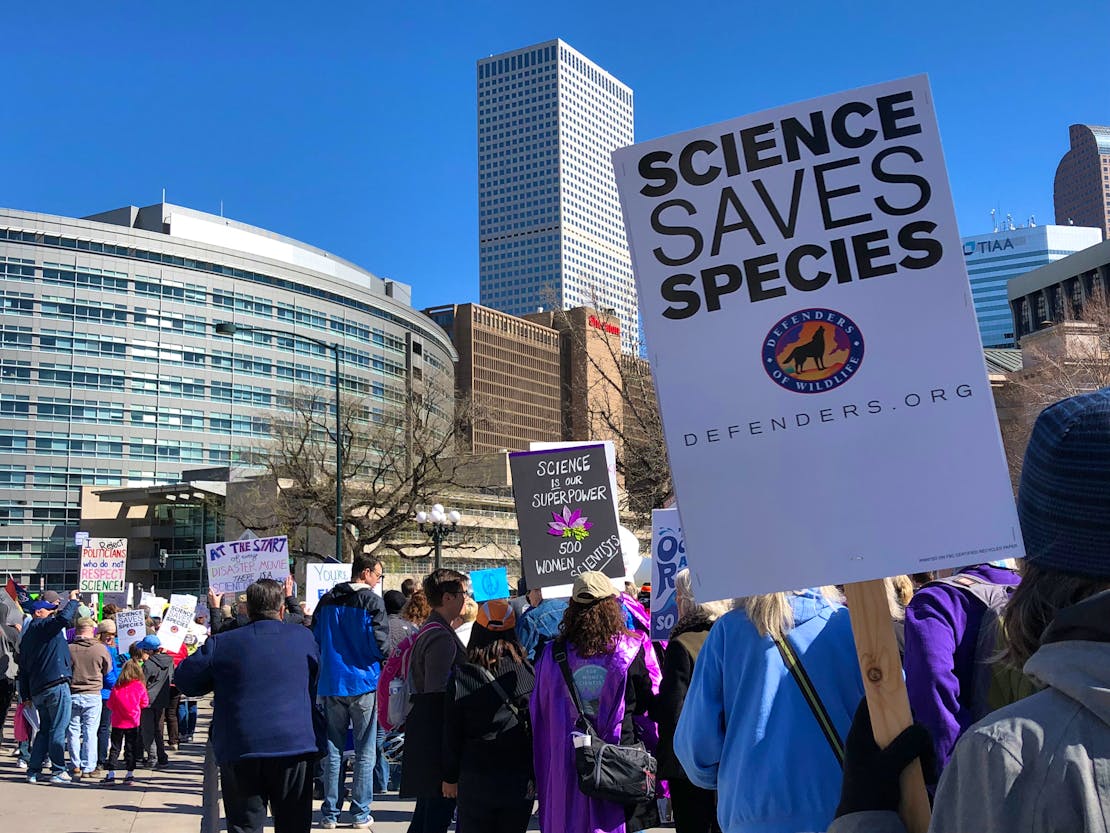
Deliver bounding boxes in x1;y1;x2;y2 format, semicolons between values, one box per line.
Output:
100;642;122;701
311;582;389;697
516;598;569;659
176;618;324;764
18;599;80;700
675;591;864;833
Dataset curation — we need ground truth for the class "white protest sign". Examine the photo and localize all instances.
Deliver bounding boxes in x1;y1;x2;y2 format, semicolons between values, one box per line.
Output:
613;75;1021;599
169;593;198;613
304;562;353;614
205;536;290;595
115;609;147;654
79;538;127;593
158;605;194;653
650;509;688;640
140;594;168;617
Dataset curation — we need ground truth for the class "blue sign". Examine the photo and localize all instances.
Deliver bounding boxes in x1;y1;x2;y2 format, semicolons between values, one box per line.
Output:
650;508;687;640
471;566;509;603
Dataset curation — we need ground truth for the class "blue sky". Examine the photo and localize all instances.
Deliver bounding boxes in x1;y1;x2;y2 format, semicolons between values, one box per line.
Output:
4;2;1106;309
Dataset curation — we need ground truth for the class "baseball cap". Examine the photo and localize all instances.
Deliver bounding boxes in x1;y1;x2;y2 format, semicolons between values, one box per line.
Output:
77;604;94;619
475;599;517;632
137;635;161;651
572;571;617;604
41;590;61;604
75;617;96;630
97;619;117;635
29;599;58;613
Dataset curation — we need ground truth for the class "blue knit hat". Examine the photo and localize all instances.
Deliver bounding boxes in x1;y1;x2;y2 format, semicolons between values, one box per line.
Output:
1018;388;1110;578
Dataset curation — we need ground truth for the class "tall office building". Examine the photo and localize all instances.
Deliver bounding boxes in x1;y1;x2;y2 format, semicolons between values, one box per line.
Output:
1054;124;1110;240
477;40;638;350
962;224;1102;347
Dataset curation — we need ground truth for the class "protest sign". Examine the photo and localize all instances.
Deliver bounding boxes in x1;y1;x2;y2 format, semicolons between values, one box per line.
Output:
115;609;147;654
79;538;127;593
612;75;1022;600
509;444;623;591
205;536;290;595
158;604;194;653
140;593;168;618
530;440;620;518
471;567;509;603
169;593;198;613
650;509;688;640
304;562;353;614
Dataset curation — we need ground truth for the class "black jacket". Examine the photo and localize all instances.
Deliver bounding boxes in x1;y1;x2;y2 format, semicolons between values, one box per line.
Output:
443;658;535;804
649;612;714;780
209;596;304;634
143;651;174;710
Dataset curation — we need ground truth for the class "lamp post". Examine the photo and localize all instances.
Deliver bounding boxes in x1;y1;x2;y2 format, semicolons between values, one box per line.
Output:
415;503;462;570
212;322;344;563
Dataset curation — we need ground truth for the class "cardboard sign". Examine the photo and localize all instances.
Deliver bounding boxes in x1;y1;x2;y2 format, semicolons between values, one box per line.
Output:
510;444;623;590
304;562;353;614
79;538;127;593
169;593;198;613
115;609;147;654
158;604;194;653
205;536;290;595
650;509;688;640
471;567;509;603
613;75;1022;598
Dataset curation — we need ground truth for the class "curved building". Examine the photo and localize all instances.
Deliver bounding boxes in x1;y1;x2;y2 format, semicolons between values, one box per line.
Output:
1053;124;1110;240
0;202;456;586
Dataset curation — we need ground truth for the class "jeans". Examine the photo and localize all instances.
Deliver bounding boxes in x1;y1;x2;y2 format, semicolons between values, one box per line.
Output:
178;698;198;738
374;721;390;793
221;755;314;833
67;693;102;773
321;692;378;824
97;699;112;765
28;683;72;774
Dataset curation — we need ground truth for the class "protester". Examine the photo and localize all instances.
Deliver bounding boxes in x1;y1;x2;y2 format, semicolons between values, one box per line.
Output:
19;589;80;784
530;571;661;833
177;578;324;833
400;578;416;599
399;568;469;833
102;659;148;785
0;590;22;752
675;588;864;833
384;589;416;654
67;616;111;780
902;560;1021;773
311;554;389;830
138;635;173;769
830;388;1110;833
453;597;478;646
443;600;535;833
650;569;732;833
95;619;122;770
515;585;568;661
401;589;431;627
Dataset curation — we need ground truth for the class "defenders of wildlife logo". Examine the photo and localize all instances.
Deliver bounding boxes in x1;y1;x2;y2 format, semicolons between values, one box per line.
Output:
762;309;865;394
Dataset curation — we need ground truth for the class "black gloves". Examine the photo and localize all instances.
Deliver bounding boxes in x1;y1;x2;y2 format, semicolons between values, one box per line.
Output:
835;697;936;818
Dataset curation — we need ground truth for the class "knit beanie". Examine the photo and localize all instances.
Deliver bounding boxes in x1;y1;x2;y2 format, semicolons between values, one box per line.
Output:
383;590;406;616
1018;387;1110;578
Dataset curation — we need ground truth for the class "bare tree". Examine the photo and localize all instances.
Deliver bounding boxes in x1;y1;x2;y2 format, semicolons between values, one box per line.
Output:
232;381;478;562
1003;290;1110;485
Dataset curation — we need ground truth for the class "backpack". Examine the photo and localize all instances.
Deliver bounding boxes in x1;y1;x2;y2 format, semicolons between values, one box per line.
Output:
929;573;1036;720
377;621;449;731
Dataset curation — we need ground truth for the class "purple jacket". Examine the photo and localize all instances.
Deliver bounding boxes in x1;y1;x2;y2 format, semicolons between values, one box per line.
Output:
530;630;659;833
903;564;1020;771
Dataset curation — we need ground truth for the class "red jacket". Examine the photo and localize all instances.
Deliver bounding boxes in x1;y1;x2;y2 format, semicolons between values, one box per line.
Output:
106;679;149;729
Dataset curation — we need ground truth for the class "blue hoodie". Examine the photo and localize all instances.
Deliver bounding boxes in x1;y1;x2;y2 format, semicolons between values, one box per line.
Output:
311;582;389;697
674;591;864;833
18;599;80;700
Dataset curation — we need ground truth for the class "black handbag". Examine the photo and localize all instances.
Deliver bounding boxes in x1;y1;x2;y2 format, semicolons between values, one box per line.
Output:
552;638;657;804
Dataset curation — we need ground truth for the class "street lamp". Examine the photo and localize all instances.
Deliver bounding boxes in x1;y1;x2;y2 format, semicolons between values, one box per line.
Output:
212;321;344;563
415;503;462;570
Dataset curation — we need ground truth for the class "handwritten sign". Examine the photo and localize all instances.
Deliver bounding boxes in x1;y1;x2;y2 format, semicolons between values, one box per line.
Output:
79;538;127;593
205;536;290;595
471;567;509;603
158;604;194;653
115;609;147;654
169;593;198;613
650;509;688;640
510;444;623;591
304;562;353;614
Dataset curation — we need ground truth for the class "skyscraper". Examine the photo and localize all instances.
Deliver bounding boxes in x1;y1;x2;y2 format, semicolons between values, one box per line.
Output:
477;40;638;349
1053;124;1110;240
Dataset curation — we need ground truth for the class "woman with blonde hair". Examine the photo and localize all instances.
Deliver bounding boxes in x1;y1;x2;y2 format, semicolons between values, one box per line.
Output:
650;570;732;832
674;586;863;833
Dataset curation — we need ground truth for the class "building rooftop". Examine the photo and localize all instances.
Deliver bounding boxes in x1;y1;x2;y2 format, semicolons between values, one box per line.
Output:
984;348;1023;375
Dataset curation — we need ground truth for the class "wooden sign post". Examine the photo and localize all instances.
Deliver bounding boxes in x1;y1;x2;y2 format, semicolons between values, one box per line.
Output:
845;580;931;833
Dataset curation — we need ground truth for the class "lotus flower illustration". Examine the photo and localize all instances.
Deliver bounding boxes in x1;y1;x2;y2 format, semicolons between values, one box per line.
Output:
547;506;593;541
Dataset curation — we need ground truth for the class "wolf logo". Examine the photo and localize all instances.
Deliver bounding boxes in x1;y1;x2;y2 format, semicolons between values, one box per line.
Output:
781;325;827;372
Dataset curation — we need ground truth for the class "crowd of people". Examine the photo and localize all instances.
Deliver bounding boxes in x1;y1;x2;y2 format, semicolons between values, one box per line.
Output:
3;388;1110;833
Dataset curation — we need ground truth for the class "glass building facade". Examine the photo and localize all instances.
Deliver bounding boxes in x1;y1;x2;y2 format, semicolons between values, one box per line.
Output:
477;40;639;350
0;202;456;586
